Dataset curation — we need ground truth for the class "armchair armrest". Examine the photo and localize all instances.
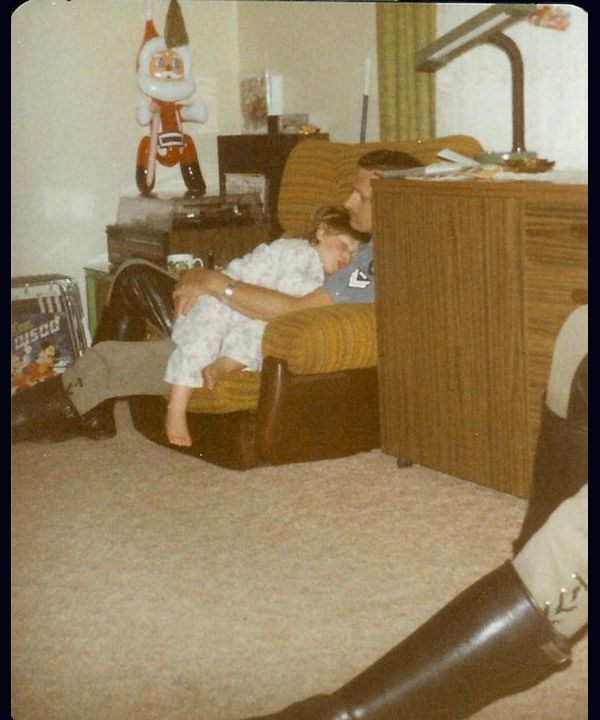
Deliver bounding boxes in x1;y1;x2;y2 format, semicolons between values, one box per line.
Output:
262;303;377;375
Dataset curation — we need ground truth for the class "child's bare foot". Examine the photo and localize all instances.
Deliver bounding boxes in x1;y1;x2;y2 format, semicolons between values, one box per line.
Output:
166;404;192;446
202;357;246;390
166;384;194;446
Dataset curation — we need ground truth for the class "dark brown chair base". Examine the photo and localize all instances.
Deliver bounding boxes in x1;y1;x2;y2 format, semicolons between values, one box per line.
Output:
256;359;380;465
129;359;381;470
129;395;262;470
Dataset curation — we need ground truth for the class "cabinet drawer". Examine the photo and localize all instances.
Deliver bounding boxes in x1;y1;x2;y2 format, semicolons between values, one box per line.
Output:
169;224;270;268
106;226;169;267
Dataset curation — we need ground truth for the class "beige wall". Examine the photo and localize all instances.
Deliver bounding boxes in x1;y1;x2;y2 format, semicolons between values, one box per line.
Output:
436;4;587;170
237;1;380;142
11;0;242;323
11;0;380;330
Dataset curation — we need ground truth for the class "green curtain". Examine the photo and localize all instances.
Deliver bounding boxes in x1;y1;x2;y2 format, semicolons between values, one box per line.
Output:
377;3;437;141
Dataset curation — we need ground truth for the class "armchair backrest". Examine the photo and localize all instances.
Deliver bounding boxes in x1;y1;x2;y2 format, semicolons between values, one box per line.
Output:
277;135;484;235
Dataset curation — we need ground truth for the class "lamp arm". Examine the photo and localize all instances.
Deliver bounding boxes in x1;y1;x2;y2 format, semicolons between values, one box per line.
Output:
485;32;526;153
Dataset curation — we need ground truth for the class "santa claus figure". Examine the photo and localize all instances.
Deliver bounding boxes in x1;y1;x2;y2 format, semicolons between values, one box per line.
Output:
135;0;207;197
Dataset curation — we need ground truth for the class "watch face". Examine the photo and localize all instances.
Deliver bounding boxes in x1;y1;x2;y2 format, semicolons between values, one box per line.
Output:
223;279;237;302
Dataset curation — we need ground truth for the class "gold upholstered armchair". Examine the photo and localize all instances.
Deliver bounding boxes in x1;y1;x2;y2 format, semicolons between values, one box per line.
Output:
130;135;484;469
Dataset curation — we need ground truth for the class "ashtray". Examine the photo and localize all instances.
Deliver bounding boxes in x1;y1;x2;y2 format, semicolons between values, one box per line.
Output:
502;157;555;174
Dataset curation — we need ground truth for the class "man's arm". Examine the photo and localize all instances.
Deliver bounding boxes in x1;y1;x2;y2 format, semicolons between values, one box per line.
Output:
173;267;332;321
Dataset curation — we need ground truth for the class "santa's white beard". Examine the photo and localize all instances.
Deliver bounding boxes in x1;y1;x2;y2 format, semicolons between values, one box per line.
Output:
137;72;195;103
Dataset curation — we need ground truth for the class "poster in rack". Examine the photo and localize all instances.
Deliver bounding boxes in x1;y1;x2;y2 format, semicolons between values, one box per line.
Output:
11;275;87;397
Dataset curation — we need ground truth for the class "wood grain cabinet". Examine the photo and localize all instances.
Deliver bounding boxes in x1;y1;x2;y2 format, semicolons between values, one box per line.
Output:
372;177;587;497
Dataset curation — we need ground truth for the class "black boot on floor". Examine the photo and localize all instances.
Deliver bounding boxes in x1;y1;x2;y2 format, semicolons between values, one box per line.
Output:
240;562;569;720
11;376;116;443
80;400;117;440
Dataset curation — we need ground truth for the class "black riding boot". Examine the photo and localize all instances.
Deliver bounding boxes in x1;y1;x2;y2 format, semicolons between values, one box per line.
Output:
11;376;116;443
241;562;569;720
92;260;176;345
512;354;588;555
91;304;149;345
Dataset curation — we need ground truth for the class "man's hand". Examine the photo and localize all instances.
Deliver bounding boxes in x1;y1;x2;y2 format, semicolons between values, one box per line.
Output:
172;267;226;318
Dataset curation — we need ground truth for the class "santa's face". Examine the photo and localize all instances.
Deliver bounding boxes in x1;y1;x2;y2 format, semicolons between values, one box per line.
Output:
137;38;195;102
149;48;185;80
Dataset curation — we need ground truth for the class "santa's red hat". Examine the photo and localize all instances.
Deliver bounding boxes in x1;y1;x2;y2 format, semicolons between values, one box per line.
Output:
136;0;191;75
141;18;159;47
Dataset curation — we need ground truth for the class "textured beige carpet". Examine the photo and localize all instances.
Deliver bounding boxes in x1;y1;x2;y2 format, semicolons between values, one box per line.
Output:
11;402;587;720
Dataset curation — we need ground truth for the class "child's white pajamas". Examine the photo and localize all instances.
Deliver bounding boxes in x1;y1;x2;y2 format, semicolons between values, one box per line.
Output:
164;239;324;387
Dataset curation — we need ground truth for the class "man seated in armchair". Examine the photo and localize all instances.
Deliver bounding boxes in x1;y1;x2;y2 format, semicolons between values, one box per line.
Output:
11;150;423;444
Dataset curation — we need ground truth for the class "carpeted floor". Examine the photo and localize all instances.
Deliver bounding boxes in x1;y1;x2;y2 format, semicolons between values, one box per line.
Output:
11;402;587;720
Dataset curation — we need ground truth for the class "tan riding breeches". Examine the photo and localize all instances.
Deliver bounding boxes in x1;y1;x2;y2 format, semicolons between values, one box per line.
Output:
60;338;175;415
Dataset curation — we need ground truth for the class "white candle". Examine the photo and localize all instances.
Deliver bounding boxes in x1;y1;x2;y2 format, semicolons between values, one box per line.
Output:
270;73;284;115
265;72;283;115
363;56;372;96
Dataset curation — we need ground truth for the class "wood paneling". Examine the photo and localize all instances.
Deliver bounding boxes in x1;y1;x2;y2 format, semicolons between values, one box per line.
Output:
372;178;587;497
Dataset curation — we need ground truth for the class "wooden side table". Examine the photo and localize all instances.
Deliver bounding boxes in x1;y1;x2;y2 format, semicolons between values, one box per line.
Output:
372;176;587;498
107;193;269;270
168;220;269;270
217;131;329;235
88;208;271;335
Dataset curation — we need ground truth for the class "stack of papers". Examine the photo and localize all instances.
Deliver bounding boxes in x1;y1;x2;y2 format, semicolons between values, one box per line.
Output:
424;149;481;175
377;149;482;179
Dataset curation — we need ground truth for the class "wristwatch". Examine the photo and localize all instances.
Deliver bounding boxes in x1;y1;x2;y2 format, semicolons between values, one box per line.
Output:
222;278;237;305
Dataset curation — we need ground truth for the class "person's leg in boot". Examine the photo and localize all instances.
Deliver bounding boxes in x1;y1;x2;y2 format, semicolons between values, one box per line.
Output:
12;260;178;442
235;486;587;720
225;310;588;720
513;305;588;554
79;259;178;437
12;338;176;443
11;373;122;443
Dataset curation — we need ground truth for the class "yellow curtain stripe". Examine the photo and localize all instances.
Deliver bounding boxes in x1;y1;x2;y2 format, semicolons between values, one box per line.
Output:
377;3;436;141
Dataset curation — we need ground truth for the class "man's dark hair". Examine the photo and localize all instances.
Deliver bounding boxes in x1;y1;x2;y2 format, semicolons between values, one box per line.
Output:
358;149;423;171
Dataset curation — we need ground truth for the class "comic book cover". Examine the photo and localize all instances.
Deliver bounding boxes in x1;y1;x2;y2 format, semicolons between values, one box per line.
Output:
11;278;86;397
